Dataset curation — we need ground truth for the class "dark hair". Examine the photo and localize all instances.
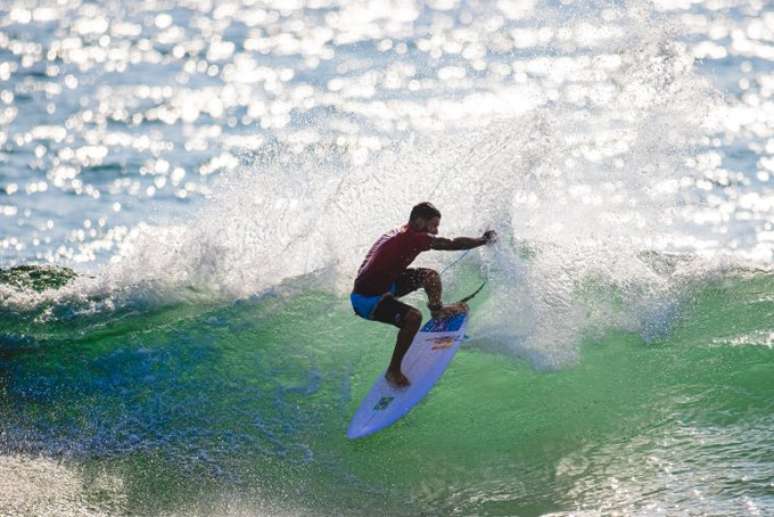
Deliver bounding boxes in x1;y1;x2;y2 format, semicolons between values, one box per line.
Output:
409;202;441;222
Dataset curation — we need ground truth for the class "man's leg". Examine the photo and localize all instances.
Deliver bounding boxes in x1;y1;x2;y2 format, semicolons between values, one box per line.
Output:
420;269;443;307
372;295;422;387
385;307;422;387
419;269;468;319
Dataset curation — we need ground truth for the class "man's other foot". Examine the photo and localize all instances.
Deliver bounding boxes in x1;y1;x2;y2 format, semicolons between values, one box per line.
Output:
385;369;410;388
431;302;469;321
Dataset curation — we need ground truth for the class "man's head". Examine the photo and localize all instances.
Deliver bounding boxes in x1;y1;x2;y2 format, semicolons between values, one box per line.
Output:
409;202;441;234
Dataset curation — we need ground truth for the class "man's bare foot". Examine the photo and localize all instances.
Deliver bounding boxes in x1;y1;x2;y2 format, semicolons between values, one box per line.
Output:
385;369;410;388
431;302;469;321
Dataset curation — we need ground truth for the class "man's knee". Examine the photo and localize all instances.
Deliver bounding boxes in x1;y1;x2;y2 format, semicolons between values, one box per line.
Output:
402;308;422;330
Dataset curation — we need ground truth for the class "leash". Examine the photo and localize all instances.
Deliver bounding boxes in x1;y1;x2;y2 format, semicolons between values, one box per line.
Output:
457;279;487;304
438;248;474;277
438;248;488;304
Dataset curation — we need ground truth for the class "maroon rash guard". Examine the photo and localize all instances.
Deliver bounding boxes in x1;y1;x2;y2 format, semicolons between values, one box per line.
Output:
353;225;433;296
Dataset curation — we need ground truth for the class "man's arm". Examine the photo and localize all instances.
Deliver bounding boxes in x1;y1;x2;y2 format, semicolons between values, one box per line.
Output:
430;230;496;251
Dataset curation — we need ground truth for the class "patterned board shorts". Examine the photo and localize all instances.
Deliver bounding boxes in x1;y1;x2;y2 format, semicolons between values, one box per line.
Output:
350;268;431;328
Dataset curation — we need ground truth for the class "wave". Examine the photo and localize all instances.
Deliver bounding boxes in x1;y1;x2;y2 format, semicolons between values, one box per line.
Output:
1;262;771;515
1;1;768;371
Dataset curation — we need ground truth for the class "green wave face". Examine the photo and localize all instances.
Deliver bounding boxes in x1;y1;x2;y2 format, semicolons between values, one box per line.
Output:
1;273;772;516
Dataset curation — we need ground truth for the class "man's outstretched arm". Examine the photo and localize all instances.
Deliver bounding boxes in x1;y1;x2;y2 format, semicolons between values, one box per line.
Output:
430;230;496;251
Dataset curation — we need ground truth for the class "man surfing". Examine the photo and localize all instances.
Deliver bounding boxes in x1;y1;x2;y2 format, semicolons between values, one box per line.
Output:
351;202;496;388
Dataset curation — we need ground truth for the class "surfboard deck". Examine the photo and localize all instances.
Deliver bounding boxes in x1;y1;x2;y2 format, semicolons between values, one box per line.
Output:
347;311;469;440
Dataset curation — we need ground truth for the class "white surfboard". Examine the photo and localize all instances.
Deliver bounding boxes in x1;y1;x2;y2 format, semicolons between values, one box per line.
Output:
347;311;470;440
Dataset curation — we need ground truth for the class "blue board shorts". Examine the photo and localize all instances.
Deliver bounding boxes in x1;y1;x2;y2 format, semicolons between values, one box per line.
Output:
350;268;430;327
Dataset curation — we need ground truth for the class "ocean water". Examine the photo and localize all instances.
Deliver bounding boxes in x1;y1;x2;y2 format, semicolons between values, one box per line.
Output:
1;0;773;515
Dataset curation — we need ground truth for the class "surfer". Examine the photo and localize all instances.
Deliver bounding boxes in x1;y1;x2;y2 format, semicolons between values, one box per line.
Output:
351;202;496;388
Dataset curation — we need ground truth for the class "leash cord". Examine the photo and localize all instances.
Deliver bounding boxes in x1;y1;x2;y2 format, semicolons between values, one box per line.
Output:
439;248;473;277
438;248;488;304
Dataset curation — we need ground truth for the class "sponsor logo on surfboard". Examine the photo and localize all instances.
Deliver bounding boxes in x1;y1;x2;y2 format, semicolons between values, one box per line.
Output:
430;336;455;350
373;396;394;411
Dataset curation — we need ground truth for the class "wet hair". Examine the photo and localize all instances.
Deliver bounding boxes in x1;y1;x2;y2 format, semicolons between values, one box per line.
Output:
409;202;441;222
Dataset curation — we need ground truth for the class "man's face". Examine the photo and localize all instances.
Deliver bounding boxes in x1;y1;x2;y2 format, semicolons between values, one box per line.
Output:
421;216;440;235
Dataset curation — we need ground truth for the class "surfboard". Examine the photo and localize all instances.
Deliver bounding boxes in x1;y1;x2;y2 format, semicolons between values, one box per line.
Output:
347;311;470;440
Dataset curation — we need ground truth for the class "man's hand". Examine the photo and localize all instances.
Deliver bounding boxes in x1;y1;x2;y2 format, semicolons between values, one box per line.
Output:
483;230;497;245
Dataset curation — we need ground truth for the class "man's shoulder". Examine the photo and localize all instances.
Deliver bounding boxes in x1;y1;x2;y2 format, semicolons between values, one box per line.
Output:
402;226;433;250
